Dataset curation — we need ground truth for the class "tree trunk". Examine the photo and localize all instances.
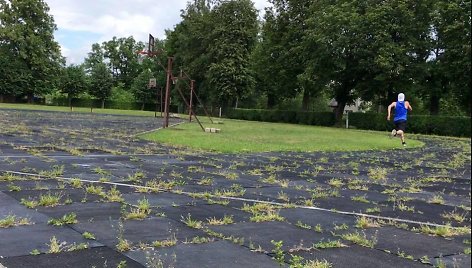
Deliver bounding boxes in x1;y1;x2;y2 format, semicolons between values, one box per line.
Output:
27;93;34;104
335;100;346;123
141;102;145;111
68;94;72;110
267;93;276;109
429;95;440;115
0;94;4;103
101;99;105;109
302;89;311;111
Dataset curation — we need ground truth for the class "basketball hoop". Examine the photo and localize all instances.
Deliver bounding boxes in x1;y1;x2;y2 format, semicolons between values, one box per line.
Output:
137;50;148;64
148;78;157;89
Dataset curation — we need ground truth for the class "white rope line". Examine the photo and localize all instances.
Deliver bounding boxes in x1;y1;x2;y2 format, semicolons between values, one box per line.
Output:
133;121;186;136
3;170;469;230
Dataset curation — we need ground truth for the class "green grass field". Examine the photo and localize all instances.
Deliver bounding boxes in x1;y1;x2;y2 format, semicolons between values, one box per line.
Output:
141;119;424;153
0;103;424;153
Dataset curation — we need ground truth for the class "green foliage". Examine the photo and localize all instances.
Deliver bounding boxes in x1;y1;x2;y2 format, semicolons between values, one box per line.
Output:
349;112;471;137
0;0;63;101
59;65;89;104
130;69;156;109
226;108;336;126
89;63;114;108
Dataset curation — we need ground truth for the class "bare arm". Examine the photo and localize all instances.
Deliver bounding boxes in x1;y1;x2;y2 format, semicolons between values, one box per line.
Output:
405;101;412;111
387;102;396;120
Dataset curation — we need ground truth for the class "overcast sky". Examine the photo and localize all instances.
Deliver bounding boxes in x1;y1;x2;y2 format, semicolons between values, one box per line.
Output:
45;0;271;65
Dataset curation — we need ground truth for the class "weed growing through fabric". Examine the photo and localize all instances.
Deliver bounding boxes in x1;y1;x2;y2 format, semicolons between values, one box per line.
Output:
395;201;415;212
39;165;64;178
303;259;333;268
313;240;346;249
181;214;203;229
106;186;124;202
197;177;214;186
124;198;151;220
98;177;110;183
355;216;381;229
145;250;176;268
303;199;314;207
260;174;280;185
206;215;234;225
441;210;466;223
333;223;349;231
185;236;215;244
7;183;21;192
207;199;230;206
351;195;370;203
341;231;377;248
419;255;431;264
289;254;305;268
365;207;381;213
428;195;445;205
47;236;64;253
116;222;131;252
271;240;285;266
0;173;18;181
93;167;111;176
85;185;106;197
415;224;471;238
30;249;41;255
213;184;246;197
82;231;96;240
328;178;344;188
39;192;64;206
0;214;32;228
367;167;387;181
295;221;312;230
242;203;285;222
278;191;290;202
127;171;145;182
397;249;414;260
152;234;177;248
48;212;78;226
70;178;83;188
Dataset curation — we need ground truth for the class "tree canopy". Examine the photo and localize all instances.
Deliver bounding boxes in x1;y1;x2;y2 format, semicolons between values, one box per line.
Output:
0;0;470;117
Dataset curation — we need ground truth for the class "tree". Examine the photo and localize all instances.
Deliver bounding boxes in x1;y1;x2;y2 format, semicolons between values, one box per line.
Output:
0;0;63;102
130;68;155;110
306;0;433;121
60;65;89;108
84;43;105;73
425;0;471;115
89;63;113;108
166;0;215;105
0;45;30;101
206;0;258;107
102;36;143;88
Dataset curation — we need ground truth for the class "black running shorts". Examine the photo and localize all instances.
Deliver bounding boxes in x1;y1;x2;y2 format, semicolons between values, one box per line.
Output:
394;120;407;132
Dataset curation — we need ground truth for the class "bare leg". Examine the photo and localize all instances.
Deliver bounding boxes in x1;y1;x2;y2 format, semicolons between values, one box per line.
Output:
397;130;405;143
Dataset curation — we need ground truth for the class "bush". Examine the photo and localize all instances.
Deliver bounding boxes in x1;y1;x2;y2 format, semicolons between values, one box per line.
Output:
349;113;471;137
225;109;336;127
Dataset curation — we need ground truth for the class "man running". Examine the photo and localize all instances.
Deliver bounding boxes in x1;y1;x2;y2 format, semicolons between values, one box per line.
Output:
387;93;412;146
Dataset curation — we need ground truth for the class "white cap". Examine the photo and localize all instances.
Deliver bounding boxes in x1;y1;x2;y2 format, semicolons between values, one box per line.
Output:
398;93;405;102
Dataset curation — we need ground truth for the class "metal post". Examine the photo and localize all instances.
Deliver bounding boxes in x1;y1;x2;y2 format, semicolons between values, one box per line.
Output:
189;80;194;122
158;86;159;117
160;87;163;117
346;111;349;129
163;57;173;128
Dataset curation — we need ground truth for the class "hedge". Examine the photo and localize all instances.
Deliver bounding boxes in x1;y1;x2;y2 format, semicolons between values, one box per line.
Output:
225;108;336;127
49;97;179;113
348;113;471;137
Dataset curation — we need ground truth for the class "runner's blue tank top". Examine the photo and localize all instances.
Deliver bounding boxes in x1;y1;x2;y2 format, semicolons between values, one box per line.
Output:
394;101;407;122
